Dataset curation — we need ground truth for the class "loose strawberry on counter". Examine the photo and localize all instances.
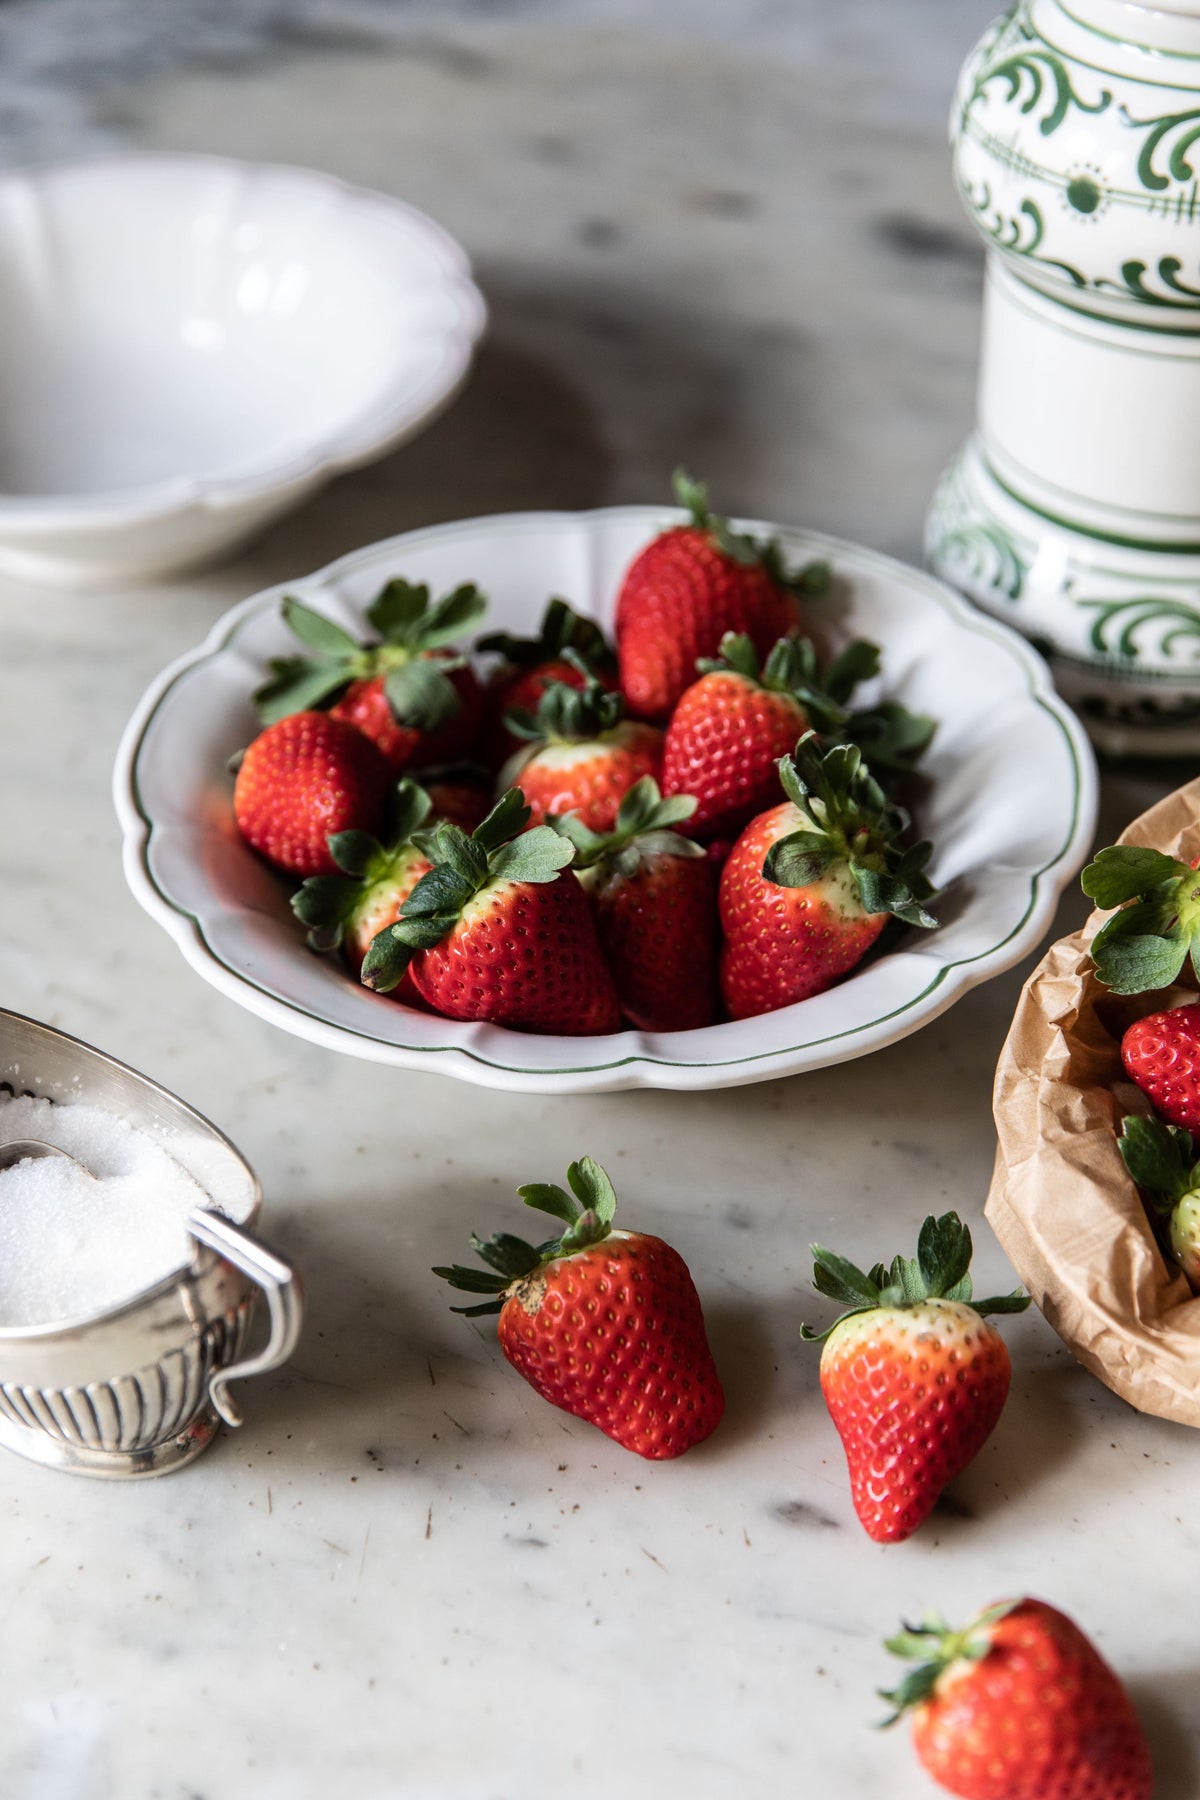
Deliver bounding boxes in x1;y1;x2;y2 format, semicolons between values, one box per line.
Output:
553;777;718;1032
719;734;937;1018
661;630;931;844
1118;1114;1200;1289
502;660;663;833
434;1155;724;1459
254;579;488;772
881;1599;1153;1800
615;469;830;721
233;710;391;878
803;1212;1029;1543
291;778;434;984
360;788;620;1034
477;596;617;769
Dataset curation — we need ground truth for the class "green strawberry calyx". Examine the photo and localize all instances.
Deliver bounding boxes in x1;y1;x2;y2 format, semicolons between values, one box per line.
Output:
800;1212;1030;1342
291;779;433;953
551;775;705;879
504;650;627;747
1082;845;1200;994
477;595;616;676
672;468;831;600
877;1601;1022;1725
359;787;575;992
696;631;936;776
1118;1115;1200;1214
763;734;938;927
432;1156;621;1316
254;578;489;733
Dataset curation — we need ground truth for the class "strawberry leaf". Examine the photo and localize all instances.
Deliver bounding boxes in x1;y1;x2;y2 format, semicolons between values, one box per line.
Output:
518;1183;582;1225
763;832;839;888
469;1231;543;1280
474;789;532;855
367;579;432;641
488;826;576;885
254;657;352;724
384;660;462;732
1119;1115;1198;1207
567;1156;617;1223
279;596;361;659
420;582;488;649
1090;902;1191;994
326;829;385;880
1082;845;1192;909
360;927;415;991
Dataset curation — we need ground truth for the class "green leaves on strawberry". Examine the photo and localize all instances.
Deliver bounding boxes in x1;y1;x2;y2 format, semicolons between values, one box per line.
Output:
802;1212;1030;1343
553;774;703;875
763;734;937;928
477;596;616;678
1118;1113;1200;1288
1082;845;1200;994
504;652;626;747
255;578;488;735
673;469;832;602
360;788;575;993
291;778;433;957
434;1155;620;1316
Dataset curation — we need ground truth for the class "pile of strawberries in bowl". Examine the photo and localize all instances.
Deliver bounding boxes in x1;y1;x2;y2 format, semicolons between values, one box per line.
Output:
229;475;939;1037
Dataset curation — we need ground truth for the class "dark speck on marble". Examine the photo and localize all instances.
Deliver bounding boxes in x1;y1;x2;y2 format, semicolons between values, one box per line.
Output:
774;1499;840;1530
874;212;981;267
578;217;622;248
686;187;757;219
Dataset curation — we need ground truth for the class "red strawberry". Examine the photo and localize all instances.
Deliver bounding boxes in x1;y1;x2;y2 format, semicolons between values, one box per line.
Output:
361;789;620;1035
555;777;717;1031
291;779;434;987
1121;1003;1200;1134
505;664;662;833
254;579;487;772
615;470;830;721
718;736;937;1019
433;1156;724;1459
662;631;930;842
882;1598;1153;1800
410;766;495;836
804;1213;1030;1543
478;597;617;769
233;711;390;877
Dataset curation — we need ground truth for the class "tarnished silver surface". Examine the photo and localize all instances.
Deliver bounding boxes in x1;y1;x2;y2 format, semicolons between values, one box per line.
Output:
0;1007;304;1477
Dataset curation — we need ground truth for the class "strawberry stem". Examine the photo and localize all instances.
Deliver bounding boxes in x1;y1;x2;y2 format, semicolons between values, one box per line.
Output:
434;1157;620;1313
801;1213;1030;1341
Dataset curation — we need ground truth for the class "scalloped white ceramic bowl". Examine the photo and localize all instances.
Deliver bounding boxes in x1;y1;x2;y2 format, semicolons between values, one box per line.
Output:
0;155;485;586
114;507;1098;1093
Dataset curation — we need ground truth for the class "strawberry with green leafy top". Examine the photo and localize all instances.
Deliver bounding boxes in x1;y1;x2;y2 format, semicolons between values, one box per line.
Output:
434;1156;724;1458
1081;843;1200;993
1118;1113;1200;1288
661;631;933;843
255;579;488;772
291;779;434;983
881;1598;1153;1800
553;777;717;1032
477;596;616;769
233;710;391;878
615;470;830;721
718;734;937;1018
804;1213;1029;1543
361;789;620;1034
504;659;663;833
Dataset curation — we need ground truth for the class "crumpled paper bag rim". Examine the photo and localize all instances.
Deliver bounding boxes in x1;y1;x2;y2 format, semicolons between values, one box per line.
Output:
986;775;1200;1427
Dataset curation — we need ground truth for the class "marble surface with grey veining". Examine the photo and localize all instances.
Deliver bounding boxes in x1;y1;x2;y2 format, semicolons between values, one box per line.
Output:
1;4;1198;1797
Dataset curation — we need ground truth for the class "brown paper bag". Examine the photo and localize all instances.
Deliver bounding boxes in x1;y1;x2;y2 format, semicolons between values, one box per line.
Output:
986;776;1200;1426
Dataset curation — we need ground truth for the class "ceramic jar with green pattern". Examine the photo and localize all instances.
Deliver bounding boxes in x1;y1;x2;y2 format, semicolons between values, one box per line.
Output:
927;0;1200;754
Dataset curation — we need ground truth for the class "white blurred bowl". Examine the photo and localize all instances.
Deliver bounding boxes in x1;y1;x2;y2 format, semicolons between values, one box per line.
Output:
114;507;1098;1094
0;155;485;586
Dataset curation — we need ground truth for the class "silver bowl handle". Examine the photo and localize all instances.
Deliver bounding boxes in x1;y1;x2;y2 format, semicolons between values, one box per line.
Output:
187;1208;304;1428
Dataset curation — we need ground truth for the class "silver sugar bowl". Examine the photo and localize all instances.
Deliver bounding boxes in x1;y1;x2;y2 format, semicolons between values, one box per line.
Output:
0;1008;303;1478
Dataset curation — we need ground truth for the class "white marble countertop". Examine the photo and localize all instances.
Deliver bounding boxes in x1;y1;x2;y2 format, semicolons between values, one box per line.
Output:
1;4;1197;1796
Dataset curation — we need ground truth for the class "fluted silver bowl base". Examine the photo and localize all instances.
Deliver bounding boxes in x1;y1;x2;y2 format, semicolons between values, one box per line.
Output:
0;1402;221;1478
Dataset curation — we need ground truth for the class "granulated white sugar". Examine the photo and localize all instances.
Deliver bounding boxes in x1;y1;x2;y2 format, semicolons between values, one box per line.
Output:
0;1093;209;1327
